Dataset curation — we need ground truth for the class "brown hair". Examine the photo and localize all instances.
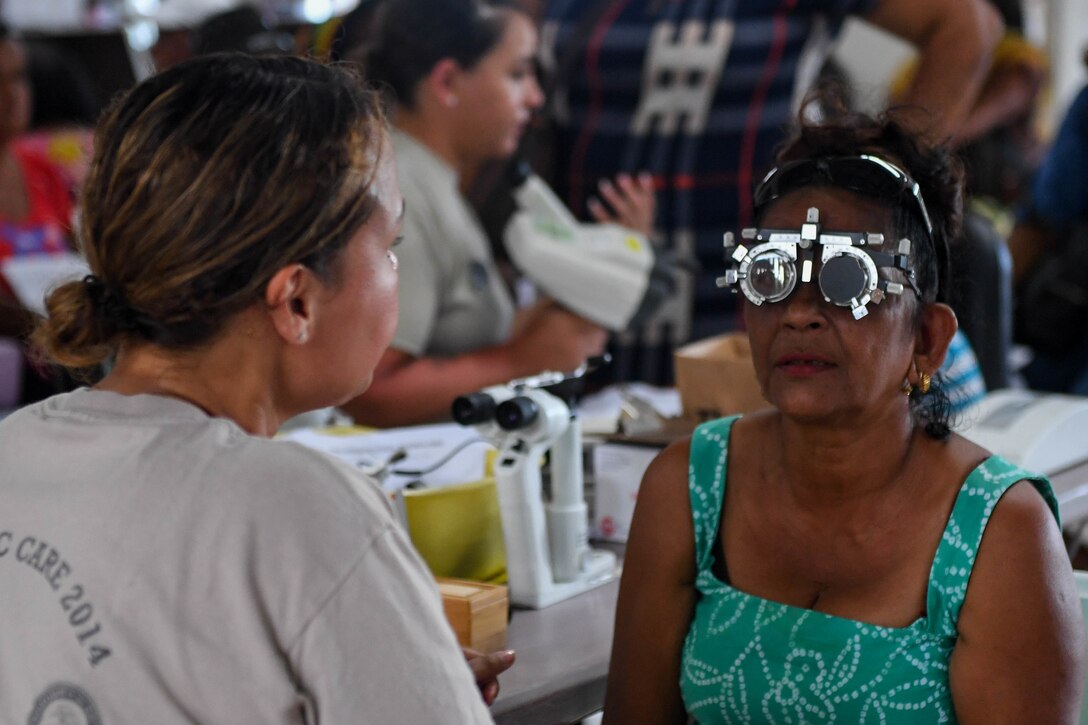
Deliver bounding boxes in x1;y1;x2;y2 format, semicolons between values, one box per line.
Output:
360;0;525;109
33;53;388;371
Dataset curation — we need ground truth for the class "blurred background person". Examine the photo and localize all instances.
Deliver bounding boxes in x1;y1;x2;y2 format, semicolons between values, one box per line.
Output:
17;38;98;193
0;22;76;408
885;0;1049;395
890;0;1048;216
342;0;656;427
1008;47;1088;396
151;0;293;71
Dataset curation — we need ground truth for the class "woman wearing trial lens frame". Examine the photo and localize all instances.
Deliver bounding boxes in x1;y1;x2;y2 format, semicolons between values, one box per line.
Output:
603;106;1085;724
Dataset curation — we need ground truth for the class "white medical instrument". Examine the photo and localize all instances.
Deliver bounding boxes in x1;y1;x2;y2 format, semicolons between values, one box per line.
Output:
504;173;684;332
453;371;618;608
961;390;1088;477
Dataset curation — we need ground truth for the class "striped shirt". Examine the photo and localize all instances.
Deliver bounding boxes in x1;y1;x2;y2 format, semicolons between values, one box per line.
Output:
942;328;987;416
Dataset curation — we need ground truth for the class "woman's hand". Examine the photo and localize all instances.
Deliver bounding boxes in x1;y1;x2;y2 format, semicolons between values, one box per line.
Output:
463;647;516;705
587;172;656;237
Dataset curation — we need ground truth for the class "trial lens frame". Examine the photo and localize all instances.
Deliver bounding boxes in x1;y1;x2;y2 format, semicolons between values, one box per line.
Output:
717;206;921;320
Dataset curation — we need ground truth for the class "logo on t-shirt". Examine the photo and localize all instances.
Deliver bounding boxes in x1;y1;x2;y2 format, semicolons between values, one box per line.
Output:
468;260;490;291
26;682;101;725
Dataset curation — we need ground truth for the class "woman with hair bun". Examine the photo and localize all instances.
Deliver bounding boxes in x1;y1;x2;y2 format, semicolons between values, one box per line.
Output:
0;54;503;722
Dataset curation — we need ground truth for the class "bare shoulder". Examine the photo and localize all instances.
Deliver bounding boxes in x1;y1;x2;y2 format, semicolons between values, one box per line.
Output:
626;437;696;583
930;432;1059;550
943;430;1056;531
641;436;692;499
636;437;694;523
950;455;1084;721
944;430;991;464
970;476;1063;588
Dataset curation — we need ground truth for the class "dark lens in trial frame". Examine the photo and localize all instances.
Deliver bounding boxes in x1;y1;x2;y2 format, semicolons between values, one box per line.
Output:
819;254;868;304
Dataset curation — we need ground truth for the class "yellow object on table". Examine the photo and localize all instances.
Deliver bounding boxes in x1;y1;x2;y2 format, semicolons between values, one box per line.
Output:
403;476;507;584
437;577;509;653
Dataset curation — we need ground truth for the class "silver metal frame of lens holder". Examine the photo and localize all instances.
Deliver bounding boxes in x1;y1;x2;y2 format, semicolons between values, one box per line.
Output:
716;207;916;320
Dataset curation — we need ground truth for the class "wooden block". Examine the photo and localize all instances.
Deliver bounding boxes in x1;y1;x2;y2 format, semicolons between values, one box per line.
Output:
437;577;509;653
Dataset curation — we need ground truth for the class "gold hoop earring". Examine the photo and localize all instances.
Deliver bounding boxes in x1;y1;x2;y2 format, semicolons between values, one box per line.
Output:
900;379;913;396
919;371;931;394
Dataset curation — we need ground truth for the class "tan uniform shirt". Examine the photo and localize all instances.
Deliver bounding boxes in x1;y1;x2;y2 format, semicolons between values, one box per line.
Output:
391;130;514;358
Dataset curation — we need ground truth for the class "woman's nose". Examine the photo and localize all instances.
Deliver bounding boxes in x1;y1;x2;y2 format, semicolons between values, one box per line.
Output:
779;280;826;330
526;76;545;111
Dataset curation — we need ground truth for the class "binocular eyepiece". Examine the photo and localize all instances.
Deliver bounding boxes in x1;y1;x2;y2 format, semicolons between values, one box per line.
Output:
495;397;539;431
451;392;498;426
451;392;541;431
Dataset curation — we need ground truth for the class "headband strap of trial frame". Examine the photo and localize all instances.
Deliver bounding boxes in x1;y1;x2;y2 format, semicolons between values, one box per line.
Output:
752;154;948;302
753;155;933;238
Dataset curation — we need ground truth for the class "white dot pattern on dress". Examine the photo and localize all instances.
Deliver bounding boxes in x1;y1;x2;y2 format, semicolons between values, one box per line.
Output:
678;416;1058;724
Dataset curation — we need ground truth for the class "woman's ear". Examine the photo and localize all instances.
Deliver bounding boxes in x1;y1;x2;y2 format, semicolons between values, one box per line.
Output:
265;264;314;345
914;302;958;374
426;58;463;109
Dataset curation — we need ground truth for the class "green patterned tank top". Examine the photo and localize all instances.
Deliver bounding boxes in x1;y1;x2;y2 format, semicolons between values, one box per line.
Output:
680;415;1058;724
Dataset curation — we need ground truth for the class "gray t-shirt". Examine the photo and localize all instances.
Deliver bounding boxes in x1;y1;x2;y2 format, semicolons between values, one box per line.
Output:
391;130;514;357
0;389;493;724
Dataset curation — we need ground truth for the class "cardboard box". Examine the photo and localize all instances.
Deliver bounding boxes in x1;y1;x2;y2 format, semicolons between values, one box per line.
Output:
437;578;509;653
674;332;768;420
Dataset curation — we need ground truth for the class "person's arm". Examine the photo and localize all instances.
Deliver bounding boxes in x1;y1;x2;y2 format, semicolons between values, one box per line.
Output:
341;302;607;427
948;481;1085;723
603;439;697;725
953;60;1044;147
865;0;1003;143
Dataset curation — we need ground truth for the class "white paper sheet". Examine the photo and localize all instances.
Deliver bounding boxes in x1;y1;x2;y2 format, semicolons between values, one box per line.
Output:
278;422;493;493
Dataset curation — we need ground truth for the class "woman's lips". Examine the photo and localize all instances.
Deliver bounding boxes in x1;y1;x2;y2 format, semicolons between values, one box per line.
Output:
775;354;837;376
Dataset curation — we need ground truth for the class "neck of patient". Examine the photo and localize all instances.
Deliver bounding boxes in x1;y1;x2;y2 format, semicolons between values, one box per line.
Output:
773;406;920;507
94;325;288;438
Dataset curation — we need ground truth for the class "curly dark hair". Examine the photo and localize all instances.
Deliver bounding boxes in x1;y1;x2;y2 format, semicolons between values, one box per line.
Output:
760;101;966;440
